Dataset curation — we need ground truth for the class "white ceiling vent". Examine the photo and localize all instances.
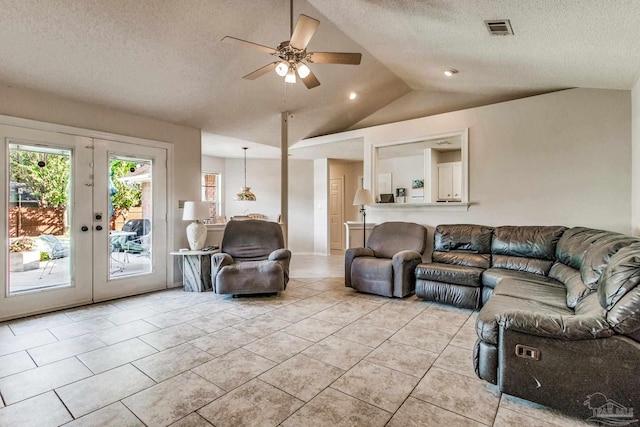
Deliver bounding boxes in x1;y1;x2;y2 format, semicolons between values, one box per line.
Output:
484;19;514;36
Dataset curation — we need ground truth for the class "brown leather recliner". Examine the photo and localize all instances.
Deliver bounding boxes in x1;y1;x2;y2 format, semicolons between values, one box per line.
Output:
211;220;291;295
345;222;427;297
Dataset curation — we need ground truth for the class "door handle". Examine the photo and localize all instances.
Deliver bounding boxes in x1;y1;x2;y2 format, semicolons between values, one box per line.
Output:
81;226;89;232
95;225;103;231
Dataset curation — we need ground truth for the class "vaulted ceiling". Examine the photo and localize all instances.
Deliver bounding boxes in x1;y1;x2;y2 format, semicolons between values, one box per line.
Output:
1;0;639;158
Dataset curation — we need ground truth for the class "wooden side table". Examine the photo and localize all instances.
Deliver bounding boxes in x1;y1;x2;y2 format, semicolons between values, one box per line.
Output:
170;249;219;292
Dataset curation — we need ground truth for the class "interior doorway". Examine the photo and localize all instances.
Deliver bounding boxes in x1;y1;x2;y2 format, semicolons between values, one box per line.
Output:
329;177;344;253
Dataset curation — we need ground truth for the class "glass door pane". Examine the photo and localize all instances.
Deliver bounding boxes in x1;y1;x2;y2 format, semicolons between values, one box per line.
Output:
92;138;167;302
8;144;72;294
108;156;153;279
0;124;93;322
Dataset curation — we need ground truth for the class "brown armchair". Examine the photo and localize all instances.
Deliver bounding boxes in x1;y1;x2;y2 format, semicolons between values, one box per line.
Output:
345;222;428;297
212;220;291;295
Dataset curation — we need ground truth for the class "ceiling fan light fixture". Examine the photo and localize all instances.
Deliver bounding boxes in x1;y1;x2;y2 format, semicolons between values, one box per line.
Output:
297;63;311;78
285;68;297;83
275;61;289;77
444;68;458;77
349;91;357;100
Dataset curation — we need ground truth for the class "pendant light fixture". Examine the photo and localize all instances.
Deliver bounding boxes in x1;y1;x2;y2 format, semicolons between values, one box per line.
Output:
234;147;256;201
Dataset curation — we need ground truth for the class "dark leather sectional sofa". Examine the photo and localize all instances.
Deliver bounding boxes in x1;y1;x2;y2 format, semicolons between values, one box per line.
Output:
415;224;640;417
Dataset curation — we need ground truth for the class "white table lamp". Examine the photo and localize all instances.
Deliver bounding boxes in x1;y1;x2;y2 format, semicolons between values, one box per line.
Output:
183;201;210;250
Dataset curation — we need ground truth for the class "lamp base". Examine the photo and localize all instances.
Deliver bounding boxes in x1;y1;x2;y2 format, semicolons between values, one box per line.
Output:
186;221;207;250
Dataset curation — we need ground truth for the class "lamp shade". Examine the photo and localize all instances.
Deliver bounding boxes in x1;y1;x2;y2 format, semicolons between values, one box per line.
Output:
182;201;210;221
353;189;374;206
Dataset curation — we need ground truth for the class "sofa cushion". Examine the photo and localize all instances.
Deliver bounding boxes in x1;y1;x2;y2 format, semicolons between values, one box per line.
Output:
493;279;568;310
215;260;285;294
432;251;491;269
367;222;427;259
415;263;484;287
597;243;640;336
491;255;553;276
434;224;494;253
477;295;572;345
222;220;285;261
581;234;639;288
492;226;566;260
415;280;480;309
548;262;590;308
482;268;563;289
555;227;611;271
351;257;393;296
599;243;640;310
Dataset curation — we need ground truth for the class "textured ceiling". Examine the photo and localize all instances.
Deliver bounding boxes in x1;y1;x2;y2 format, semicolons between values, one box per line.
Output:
0;0;639;158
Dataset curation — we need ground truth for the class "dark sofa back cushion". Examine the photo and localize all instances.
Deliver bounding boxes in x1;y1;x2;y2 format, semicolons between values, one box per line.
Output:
556;227;612;271
367;222;427;259
599;243;640;310
434;224;494;253
432;224;493;268
581;234;639;288
222;220;284;261
492;226;566;260
597;243;640;336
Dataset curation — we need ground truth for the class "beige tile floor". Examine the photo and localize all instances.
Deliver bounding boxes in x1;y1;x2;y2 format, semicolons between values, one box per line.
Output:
0;254;592;426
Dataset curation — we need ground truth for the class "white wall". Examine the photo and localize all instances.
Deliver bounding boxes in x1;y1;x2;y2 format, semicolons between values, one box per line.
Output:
0;84;201;285
314;159;329;255
288;159;315;254
225;158;280;221
363;88;631;233
377;155;423;202
632;78;640;236
206;156;314;253
311;88;631;235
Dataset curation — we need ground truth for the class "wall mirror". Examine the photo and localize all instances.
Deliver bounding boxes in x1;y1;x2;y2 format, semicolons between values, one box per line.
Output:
373;129;468;205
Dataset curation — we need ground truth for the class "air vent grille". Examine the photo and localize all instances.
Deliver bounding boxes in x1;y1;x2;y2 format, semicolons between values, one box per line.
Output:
484;19;514;36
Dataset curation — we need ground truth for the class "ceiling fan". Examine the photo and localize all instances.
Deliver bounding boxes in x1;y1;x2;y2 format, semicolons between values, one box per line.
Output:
221;1;362;89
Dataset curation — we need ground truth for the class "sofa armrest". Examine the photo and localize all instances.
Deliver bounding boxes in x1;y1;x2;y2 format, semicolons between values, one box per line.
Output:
268;248;291;262
392;250;423;297
497;310;613;340
269;248;292;286
212;253;234;280
345;247;375;287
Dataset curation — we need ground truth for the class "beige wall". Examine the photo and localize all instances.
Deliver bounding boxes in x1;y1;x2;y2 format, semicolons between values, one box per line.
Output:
362;88;631;233
203;155;315;254
632;78;640;237
310;88;631;237
0;84;202;285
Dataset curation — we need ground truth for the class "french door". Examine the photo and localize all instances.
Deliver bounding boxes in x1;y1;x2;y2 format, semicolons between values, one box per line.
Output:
0;125;168;321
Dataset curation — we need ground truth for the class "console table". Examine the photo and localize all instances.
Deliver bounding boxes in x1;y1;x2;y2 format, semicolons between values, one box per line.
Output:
170;249;219;292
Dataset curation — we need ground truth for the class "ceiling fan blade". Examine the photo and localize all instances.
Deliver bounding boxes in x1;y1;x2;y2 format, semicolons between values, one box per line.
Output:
243;62;279;80
307;52;362;65
301;69;321;89
290;14;320;50
221;36;277;55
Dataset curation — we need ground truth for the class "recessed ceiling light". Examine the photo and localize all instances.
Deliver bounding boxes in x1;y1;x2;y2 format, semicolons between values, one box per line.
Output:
349;91;357;100
444;69;458;77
